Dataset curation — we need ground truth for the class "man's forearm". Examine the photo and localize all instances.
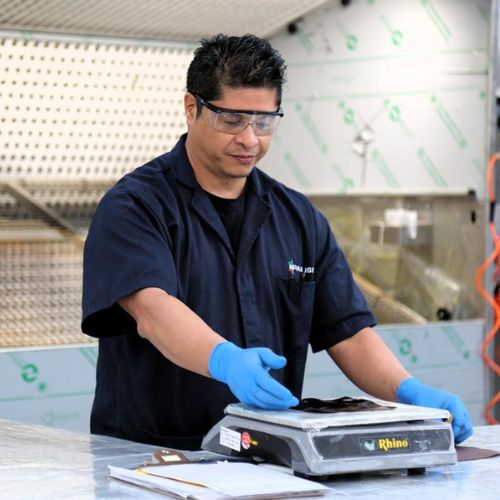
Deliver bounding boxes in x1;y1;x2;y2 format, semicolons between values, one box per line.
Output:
327;327;411;401
119;287;225;377
119;287;299;410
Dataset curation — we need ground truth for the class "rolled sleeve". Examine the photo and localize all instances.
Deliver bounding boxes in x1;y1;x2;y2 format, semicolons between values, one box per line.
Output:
82;190;177;337
309;211;376;352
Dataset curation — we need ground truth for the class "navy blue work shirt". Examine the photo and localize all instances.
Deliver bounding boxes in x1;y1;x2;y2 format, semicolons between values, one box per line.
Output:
82;134;375;450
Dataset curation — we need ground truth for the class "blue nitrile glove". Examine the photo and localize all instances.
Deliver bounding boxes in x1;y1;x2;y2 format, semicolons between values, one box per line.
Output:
209;341;299;410
397;377;473;444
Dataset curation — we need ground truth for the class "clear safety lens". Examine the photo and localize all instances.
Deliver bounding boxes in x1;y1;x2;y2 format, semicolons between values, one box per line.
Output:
211;112;280;136
195;93;283;136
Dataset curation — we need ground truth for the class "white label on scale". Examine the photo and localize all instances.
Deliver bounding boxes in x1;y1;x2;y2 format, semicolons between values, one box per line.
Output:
220;426;241;452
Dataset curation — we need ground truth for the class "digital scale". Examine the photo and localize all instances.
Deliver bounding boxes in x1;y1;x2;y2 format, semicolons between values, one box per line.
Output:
202;399;457;477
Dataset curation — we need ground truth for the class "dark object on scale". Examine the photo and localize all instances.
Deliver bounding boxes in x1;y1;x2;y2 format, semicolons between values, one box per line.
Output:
295;396;395;413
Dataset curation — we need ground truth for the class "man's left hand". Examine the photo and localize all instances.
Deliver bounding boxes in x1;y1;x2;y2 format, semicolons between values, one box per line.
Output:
397;377;473;444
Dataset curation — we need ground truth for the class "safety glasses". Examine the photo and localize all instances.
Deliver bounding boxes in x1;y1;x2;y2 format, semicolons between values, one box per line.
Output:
194;93;283;136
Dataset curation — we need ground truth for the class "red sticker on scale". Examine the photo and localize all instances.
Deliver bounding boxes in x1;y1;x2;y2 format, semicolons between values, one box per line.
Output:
241;431;257;449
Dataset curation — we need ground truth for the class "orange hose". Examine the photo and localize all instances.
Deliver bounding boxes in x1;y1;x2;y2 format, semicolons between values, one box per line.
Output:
476;153;500;424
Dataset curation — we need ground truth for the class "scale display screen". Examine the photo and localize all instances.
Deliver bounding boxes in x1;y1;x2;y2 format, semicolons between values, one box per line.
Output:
313;429;452;459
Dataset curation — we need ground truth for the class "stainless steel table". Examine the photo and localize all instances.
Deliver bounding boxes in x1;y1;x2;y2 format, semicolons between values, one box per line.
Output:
1;418;499;499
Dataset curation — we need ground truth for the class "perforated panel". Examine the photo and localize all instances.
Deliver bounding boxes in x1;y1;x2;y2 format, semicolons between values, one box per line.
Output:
0;0;331;42
0;240;89;347
0;181;113;231
0;31;197;346
0;32;193;180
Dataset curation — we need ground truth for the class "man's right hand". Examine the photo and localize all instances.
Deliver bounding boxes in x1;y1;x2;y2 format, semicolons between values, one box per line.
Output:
208;341;299;410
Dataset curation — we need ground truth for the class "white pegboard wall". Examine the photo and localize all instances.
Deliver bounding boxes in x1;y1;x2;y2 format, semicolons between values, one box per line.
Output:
0;32;193;180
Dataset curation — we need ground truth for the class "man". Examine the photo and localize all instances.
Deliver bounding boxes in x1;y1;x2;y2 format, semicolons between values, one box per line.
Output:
82;34;472;450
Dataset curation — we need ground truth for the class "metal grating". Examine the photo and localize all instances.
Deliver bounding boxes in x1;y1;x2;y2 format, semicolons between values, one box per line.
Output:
0;178;109;347
0;240;90;347
0;0;331;42
0;180;113;231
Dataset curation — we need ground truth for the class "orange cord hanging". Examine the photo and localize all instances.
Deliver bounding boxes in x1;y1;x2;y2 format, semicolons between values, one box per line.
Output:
475;153;500;424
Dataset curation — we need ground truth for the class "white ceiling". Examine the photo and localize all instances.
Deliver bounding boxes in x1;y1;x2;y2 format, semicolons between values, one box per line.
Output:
0;0;334;42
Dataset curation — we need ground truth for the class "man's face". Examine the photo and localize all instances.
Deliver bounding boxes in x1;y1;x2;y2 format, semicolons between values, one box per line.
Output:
184;86;279;195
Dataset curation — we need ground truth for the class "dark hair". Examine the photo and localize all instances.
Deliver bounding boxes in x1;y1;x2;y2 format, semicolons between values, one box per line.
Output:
186;34;286;109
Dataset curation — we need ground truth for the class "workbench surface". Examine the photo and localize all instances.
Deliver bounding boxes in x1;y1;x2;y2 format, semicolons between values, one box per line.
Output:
1;418;499;499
